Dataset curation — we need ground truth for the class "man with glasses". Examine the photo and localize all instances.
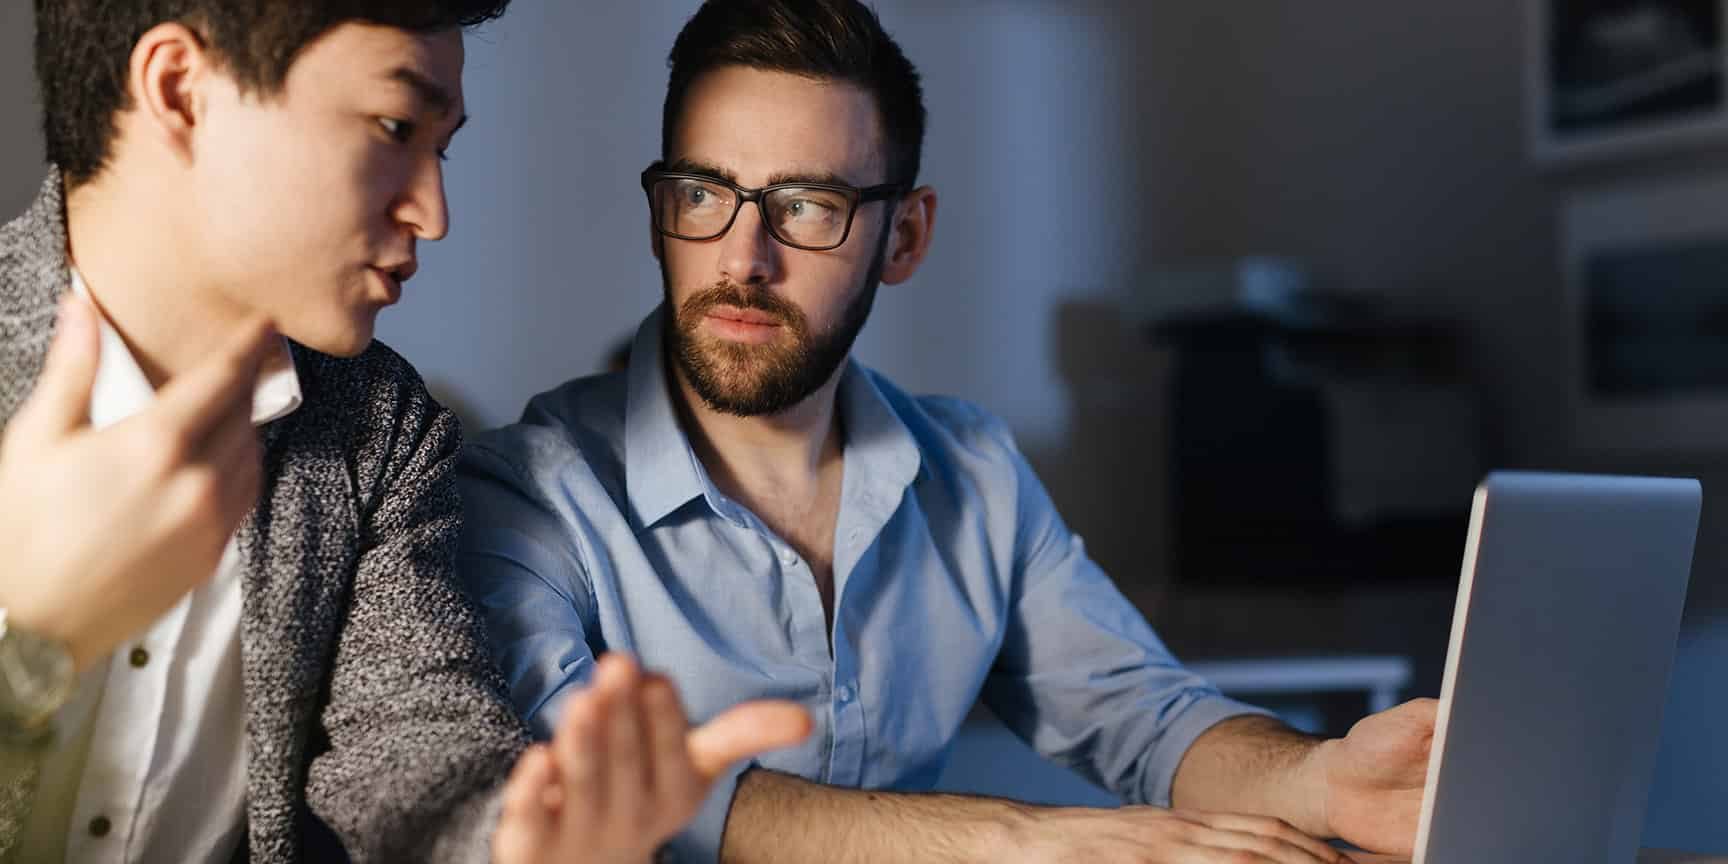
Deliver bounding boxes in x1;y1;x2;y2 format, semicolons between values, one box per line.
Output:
459;1;1437;861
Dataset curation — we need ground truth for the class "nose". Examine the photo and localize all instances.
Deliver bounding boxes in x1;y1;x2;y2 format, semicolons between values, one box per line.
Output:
716;198;779;286
393;155;450;242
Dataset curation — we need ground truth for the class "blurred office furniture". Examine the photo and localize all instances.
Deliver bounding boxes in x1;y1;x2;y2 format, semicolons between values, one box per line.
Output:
1186;654;1413;734
1051;278;1471;702
1149;271;1481;589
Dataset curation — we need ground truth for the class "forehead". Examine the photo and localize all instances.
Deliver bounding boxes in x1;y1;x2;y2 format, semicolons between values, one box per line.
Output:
285;22;466;113
671;65;885;184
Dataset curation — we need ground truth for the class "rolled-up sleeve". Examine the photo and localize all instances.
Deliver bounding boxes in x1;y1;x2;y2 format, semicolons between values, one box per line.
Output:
980;445;1272;808
457;439;599;738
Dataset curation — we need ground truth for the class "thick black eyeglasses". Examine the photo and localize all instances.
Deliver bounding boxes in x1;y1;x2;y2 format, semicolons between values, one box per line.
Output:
642;165;905;252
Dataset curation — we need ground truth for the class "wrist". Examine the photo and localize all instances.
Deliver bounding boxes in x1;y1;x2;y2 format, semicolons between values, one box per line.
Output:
1294;737;1338;840
971;798;1038;862
0;608;77;742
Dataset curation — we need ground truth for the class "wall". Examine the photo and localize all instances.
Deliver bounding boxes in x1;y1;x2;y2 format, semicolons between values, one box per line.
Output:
0;2;44;214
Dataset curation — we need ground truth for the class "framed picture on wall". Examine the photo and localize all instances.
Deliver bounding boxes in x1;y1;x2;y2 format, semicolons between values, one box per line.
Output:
1562;172;1728;450
1528;0;1728;162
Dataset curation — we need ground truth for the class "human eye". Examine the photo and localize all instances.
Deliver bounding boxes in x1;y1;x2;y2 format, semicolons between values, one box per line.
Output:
779;191;844;225
377;117;417;144
676;180;728;211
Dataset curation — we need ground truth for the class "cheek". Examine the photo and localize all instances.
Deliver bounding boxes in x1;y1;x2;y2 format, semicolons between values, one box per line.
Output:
194;115;391;268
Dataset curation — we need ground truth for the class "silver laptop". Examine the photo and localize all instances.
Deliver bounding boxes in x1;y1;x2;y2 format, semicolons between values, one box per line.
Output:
1383;472;1701;864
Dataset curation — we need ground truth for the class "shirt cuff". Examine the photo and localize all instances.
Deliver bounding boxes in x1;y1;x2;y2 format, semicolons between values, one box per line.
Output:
1143;694;1277;808
660;759;755;863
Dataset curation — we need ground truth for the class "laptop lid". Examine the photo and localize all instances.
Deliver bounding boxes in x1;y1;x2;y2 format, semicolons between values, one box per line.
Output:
1411;472;1701;864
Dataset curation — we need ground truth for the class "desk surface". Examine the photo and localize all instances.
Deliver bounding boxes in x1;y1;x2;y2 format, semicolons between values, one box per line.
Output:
1355;852;1726;864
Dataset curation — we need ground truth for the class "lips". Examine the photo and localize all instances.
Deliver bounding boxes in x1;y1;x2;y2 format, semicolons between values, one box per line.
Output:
374;258;418;284
705;305;783;326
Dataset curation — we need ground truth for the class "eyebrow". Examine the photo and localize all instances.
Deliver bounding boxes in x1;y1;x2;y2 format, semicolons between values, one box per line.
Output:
666;158;857;188
389;67;468;133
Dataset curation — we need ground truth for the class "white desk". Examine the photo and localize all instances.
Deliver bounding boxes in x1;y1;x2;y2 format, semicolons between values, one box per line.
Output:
1186;655;1414;713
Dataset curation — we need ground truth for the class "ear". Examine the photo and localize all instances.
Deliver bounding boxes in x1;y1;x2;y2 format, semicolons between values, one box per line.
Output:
879;186;937;286
125;22;216;165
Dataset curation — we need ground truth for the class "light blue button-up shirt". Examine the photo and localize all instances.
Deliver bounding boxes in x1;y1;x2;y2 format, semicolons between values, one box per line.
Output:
457;308;1269;861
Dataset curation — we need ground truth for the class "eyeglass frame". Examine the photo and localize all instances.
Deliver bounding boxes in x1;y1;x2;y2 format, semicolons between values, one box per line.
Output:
641;163;907;252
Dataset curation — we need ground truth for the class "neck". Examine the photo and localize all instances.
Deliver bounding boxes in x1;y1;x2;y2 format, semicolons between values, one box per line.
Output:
64;169;250;388
669;354;846;500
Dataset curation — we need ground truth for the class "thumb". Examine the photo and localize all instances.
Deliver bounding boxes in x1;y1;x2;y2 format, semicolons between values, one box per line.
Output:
687;700;812;781
12;293;101;442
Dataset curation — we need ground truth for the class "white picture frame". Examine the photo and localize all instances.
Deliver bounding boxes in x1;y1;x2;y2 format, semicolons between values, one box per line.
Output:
1562;172;1728;450
1528;0;1728;163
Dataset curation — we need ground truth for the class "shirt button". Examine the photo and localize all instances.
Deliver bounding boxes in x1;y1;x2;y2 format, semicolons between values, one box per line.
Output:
129;647;150;668
779;548;798;566
89;815;112;837
835;683;856;704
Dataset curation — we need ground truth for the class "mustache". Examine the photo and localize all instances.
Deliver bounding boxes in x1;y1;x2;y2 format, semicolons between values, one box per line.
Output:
681;282;806;329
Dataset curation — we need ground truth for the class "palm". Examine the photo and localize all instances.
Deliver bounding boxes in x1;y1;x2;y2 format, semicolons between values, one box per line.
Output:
1324;698;1437;855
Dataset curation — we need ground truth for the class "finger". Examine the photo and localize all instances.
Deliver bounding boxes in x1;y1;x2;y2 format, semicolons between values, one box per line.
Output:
1192;828;1333;864
687;700;812;781
644;674;698;816
551;684;606;827
598;655;650;825
11;293;101;442
153;317;274;444
495;745;561;864
1191;812;1349;863
201;415;264;523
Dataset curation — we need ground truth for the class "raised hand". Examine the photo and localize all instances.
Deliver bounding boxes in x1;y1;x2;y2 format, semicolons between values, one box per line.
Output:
0;293;274;670
493;653;812;864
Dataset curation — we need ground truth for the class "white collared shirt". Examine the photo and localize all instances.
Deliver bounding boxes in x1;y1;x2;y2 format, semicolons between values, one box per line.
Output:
19;271;302;864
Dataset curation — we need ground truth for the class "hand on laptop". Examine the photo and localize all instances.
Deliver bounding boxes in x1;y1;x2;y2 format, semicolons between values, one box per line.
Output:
492;653;812;864
1313;698;1437;856
0;293;272;671
1003;806;1357;863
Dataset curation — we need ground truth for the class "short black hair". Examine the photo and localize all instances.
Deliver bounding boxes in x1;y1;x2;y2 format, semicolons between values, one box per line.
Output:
35;0;511;187
663;0;927;187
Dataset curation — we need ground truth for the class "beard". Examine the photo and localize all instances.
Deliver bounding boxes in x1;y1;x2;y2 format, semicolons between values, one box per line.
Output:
664;227;888;417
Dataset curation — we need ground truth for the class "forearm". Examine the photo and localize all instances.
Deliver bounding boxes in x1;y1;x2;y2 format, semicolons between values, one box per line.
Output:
1169;715;1332;837
720;770;1029;864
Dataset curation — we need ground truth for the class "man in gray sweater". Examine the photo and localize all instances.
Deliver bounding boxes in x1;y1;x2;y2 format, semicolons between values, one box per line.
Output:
0;2;808;862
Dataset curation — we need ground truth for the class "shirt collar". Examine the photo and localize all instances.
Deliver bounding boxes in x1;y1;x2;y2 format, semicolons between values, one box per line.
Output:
624;306;719;530
71;269;303;430
623;304;923;532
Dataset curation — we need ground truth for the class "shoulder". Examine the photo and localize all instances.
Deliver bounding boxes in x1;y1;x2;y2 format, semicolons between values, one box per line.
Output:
279;342;460;517
865;368;1026;471
460;372;629;514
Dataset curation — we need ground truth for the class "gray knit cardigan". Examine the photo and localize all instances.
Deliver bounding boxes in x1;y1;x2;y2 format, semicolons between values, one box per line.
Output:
0;170;530;863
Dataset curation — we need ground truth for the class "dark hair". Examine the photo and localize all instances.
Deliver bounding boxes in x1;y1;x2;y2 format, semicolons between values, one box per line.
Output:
663;0;926;187
35;0;511;187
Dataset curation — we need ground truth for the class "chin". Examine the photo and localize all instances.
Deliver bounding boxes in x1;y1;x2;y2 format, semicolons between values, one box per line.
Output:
285;317;376;358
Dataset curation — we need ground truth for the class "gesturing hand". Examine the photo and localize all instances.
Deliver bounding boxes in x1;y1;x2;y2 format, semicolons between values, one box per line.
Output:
493;654;812;864
0;293;273;670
